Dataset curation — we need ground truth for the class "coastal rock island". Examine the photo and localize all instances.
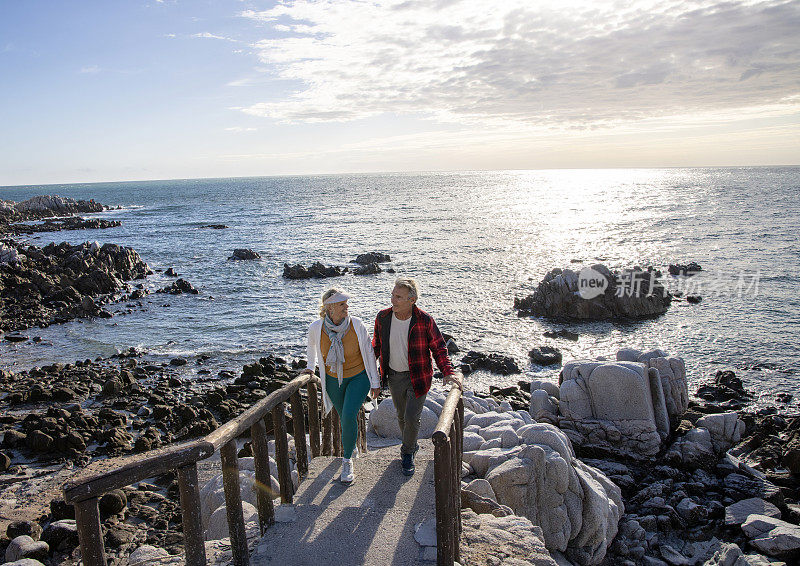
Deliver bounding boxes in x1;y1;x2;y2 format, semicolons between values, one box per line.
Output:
514;265;672;319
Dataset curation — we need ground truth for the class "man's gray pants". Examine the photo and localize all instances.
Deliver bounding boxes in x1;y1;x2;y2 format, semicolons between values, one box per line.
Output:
387;370;427;456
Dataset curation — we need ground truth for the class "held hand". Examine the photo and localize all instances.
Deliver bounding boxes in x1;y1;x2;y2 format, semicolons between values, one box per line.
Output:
443;373;463;391
370;387;382;399
300;368;314;375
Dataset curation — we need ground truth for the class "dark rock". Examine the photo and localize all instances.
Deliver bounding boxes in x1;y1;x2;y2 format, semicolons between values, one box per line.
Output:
157;278;198;295
529;346;562;366
4;333;29;342
686;294;702;304
164;267;178;277
41;519;79;551
282;262;345;279
201;224;228;229
668;262;702;276
49;499;76;520
99;489;127;515
352;262;382;275
461;351;520;375
102;378;123;395
228;248;261;260
442;333;459;354
7;521;42;541
543;329;580;341
27;430;54;452
170;357;188;366
514;265;671;320
0;450;10;470
352;252;391;264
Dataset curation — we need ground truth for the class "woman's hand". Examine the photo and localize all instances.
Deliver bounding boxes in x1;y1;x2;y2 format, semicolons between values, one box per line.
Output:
370;387;382;399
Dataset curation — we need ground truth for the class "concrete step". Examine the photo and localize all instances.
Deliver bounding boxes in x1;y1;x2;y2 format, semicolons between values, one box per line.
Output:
250;439;437;565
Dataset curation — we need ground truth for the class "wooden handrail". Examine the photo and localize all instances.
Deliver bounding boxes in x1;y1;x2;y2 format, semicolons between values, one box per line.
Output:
205;374;314;450
63;371;361;566
432;387;464;566
64;440;214;504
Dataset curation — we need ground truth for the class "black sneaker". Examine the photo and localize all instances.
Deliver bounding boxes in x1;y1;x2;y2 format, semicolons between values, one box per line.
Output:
401;452;415;476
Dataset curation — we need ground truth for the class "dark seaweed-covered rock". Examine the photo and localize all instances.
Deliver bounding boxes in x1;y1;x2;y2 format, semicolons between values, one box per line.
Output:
283;262;345;279
352;262;382;275
228;248;261;260
514;265;671;320
157;278;198;295
529;346;562;366
543;329;580;341
352;252;390;264
668;262;702;276
11;217;120;234
461;351;520;375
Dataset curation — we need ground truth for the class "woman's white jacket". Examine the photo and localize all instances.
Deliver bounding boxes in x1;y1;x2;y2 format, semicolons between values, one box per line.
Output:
307;316;380;416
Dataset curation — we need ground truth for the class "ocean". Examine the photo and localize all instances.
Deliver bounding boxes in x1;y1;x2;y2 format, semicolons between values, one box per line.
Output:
1;168;799;409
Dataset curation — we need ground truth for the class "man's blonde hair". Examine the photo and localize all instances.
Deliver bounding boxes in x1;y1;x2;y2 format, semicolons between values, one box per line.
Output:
394;278;419;300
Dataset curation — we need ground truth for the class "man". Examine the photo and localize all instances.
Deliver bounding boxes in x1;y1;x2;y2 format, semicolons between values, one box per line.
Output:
372;278;462;476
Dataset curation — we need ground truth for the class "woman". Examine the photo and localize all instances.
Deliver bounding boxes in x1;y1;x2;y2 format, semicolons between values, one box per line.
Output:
302;288;381;483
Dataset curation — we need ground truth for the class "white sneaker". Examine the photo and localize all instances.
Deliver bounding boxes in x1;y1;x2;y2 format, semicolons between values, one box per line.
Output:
340;458;354;484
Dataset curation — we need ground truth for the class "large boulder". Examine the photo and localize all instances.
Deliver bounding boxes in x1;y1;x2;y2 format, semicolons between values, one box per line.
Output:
514;265;671;320
368;398;438;440
617;348;689;421
557;360;664;458
696;412;745;453
481;423;623;565
459;509;558;566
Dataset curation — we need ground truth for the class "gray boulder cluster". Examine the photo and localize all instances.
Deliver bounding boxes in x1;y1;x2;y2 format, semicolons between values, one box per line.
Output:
514;265;671;319
534;348;689;459
371;388;624;565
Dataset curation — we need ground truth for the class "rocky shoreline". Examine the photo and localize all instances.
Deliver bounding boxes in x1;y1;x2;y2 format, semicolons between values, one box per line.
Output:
1;345;797;566
1;196;150;334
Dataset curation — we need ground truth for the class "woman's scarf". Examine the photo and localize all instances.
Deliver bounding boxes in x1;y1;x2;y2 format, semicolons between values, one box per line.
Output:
323;314;351;384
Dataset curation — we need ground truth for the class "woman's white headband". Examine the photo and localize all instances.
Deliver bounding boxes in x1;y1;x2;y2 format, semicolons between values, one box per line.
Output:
323;291;351;304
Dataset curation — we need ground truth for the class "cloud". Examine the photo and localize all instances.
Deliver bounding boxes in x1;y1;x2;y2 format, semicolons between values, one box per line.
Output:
239;0;800;129
80;65;101;74
225;126;258;132
192;32;240;43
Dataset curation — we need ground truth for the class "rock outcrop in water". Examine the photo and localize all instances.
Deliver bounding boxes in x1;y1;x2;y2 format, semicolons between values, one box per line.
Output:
282;262;345;279
351;252;390;265
514;265;671;320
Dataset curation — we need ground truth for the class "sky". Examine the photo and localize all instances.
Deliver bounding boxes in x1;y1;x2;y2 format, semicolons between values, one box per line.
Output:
1;0;799;185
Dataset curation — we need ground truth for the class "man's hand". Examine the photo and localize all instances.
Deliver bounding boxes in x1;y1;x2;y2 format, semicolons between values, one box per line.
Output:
370;387;382;400
300;368;314;375
443;373;463;391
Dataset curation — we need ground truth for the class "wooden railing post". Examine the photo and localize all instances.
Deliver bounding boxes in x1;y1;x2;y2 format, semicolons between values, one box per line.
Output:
290;390;309;478
358;407;368;455
250;418;275;533
220;440;249;566
322;411;332;456
307;381;321;457
450;421;460;561
433;435;453;566
272;402;294;503
74;497;106;566
177;463;206;566
331;410;343;457
456;398;464;556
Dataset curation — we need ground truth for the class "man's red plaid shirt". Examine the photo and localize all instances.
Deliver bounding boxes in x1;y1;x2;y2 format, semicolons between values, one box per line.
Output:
373;305;455;398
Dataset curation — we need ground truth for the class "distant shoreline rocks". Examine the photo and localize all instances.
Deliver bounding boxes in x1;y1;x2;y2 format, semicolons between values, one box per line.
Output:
514;264;672;320
0;240;151;332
